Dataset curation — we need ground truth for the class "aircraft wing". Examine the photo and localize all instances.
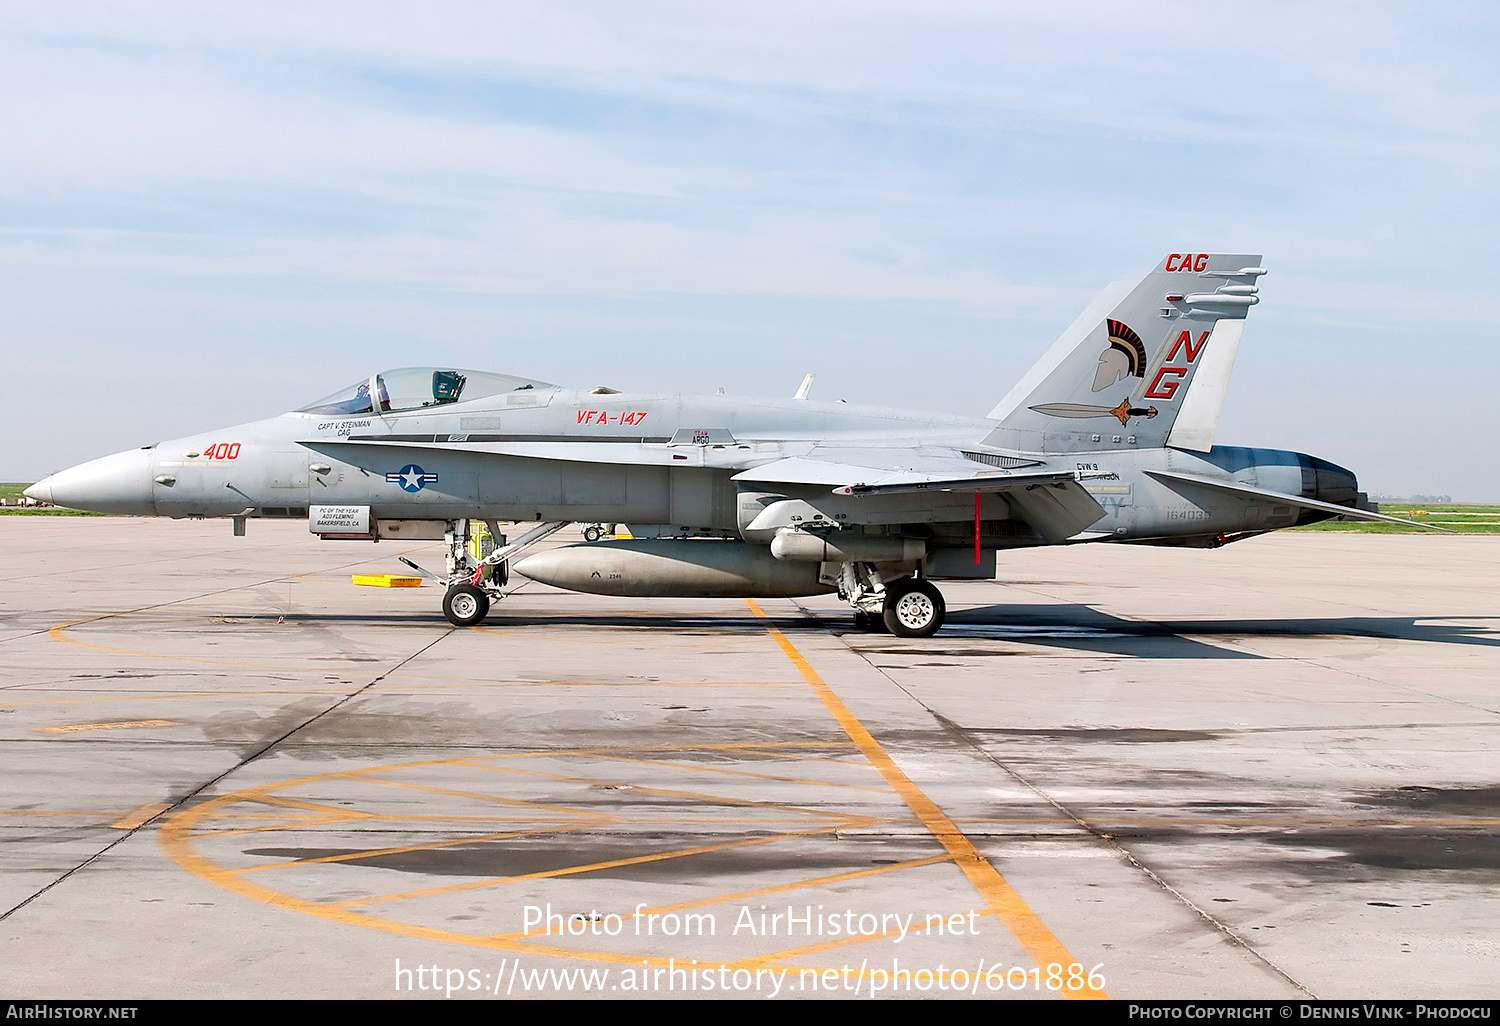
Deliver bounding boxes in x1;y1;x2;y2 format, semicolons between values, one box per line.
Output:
734;451;1107;543
301;437;1106;542
1145;470;1450;530
731;447;989;486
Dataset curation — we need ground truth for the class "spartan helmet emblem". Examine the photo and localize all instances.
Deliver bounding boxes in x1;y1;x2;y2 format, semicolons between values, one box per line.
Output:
1092;319;1147;392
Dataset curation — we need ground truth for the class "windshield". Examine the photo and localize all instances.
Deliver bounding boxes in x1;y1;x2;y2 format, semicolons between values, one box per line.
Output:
298;368;555;416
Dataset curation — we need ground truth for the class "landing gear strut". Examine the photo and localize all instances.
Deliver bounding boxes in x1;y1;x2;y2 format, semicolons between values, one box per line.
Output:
438;519;570;627
836;563;946;637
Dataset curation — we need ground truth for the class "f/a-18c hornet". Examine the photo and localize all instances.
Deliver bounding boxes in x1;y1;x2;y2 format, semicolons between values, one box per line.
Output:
26;253;1431;636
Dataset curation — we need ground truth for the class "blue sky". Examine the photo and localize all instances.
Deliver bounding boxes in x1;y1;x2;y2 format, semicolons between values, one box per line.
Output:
2;2;1498;497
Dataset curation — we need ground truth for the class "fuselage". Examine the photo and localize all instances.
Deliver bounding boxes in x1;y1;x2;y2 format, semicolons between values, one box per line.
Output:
26;378;1360;549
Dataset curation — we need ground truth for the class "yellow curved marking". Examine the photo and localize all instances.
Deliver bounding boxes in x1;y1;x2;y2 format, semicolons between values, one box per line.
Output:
37;719;177;733
744;598;1109;1000
161;747;1001;976
111;803;173;830
234;819;611;875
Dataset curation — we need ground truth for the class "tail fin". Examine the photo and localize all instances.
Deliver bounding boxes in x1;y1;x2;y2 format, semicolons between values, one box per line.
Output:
986;253;1265;453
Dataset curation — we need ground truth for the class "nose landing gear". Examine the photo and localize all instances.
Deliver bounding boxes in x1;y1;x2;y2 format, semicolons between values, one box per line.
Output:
438;520;570;627
442;583;490;627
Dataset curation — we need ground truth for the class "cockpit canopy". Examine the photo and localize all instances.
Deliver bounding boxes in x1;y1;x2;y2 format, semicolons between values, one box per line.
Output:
298;368;556;417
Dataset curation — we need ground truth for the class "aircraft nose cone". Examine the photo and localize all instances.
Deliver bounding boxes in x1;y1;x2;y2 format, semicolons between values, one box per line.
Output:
22;478;53;504
40;448;157;514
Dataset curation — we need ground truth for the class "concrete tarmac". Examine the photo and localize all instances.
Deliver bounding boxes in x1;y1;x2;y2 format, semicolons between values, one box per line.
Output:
0;517;1496;1000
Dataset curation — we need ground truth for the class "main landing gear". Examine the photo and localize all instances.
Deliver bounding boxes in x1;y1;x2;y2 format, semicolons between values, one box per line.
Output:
436;520;570;627
838;563;946;638
882;576;946;638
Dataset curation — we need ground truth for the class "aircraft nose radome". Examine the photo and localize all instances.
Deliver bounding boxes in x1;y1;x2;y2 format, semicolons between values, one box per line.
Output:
22;478;53;504
40;448;156;515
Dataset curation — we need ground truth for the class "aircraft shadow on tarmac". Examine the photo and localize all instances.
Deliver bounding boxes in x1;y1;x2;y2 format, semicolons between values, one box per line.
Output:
830;604;1500;660
251;611;793;634
215;608;1500;658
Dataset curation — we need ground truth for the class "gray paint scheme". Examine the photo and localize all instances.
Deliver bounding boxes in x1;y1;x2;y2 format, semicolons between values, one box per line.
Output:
25;254;1429;629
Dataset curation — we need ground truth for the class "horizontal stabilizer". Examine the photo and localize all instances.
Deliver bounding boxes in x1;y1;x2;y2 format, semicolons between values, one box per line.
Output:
831;471;1106;544
734;453;1105;542
1145;470;1450;530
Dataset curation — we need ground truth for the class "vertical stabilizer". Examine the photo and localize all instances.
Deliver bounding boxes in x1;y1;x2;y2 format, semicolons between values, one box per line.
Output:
985;253;1264;453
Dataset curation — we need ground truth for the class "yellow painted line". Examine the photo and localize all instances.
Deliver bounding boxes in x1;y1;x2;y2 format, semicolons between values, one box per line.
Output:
36;718;178;734
247;794;380;820
198;813;841;834
158;759;981;975
233;820;611;874
744;598;1109;1000
334;822;866;909
111;802;172;830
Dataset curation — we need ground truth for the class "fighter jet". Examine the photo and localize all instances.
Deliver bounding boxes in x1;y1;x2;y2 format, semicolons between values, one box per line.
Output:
25;253;1430;636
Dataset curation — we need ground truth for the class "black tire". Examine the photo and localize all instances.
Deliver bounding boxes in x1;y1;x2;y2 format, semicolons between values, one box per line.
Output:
852;610;885;632
443;584;490;627
882;578;945;638
582;525;604;543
